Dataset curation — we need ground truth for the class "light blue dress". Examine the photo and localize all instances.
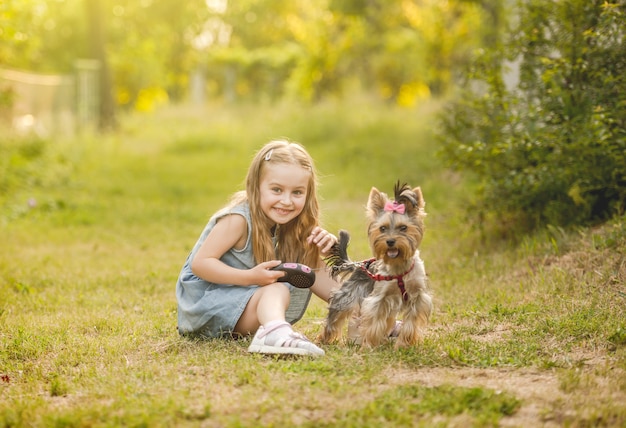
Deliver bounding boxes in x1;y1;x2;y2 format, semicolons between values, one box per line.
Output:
176;202;312;338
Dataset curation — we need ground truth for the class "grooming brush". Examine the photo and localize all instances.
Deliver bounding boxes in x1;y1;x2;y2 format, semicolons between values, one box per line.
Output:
271;263;316;288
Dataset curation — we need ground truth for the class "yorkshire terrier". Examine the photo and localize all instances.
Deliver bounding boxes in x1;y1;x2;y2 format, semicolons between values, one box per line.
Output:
319;182;432;348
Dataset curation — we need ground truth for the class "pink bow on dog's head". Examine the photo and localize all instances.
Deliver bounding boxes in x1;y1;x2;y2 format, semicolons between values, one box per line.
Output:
384;201;405;214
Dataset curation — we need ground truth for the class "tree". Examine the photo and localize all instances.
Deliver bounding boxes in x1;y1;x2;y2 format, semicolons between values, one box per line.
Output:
202;0;485;103
2;0;491;108
86;0;116;131
438;0;626;231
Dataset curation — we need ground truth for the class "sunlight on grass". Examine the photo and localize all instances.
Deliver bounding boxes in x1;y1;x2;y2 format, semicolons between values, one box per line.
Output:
1;100;625;426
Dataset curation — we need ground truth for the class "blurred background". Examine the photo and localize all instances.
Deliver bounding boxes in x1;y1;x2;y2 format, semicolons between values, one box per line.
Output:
1;0;624;232
0;0;488;133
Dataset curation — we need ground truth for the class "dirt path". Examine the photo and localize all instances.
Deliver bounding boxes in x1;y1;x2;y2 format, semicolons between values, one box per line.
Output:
399;367;562;427
385;357;625;427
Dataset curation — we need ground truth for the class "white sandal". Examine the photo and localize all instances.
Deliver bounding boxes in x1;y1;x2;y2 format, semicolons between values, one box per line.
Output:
248;322;325;356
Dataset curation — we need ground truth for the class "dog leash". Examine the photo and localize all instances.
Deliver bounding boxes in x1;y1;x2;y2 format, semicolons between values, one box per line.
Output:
358;258;415;302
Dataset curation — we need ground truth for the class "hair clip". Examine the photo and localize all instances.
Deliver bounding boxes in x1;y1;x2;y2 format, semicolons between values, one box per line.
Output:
264;149;273;161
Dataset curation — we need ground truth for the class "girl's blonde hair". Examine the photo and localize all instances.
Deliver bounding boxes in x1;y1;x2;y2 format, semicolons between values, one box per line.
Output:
229;140;321;268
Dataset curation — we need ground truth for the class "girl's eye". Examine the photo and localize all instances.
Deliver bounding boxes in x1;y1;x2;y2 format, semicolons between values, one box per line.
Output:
272;188;282;193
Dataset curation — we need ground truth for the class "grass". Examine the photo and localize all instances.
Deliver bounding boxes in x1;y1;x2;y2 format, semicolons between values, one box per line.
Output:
1;98;625;427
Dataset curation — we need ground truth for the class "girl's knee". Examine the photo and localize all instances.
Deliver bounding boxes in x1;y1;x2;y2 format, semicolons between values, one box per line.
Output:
252;283;291;310
260;281;291;296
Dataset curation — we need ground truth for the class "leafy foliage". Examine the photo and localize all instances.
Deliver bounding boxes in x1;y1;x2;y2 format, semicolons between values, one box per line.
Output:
438;0;626;230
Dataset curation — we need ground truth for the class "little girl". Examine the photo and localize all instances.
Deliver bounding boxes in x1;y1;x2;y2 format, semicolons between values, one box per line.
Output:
176;140;339;356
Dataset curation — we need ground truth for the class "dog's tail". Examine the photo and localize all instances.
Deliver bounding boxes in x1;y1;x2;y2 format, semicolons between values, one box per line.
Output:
324;230;358;280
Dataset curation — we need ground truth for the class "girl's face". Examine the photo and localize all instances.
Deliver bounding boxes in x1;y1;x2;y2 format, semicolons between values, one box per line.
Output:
259;162;310;226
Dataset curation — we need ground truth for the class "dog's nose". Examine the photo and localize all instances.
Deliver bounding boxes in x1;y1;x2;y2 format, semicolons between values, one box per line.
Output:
386;239;396;247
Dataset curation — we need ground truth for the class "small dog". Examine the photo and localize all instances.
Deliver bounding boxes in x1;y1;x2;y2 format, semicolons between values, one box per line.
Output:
320;182;432;348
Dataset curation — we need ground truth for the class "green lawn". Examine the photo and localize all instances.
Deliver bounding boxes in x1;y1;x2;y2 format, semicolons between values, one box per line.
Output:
1;100;625;427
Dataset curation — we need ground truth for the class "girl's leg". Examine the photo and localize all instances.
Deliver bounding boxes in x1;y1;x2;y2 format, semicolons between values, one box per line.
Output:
237;282;324;356
234;282;290;335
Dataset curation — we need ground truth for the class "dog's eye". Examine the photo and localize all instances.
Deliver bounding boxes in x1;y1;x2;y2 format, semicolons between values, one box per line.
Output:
379;226;387;233
399;225;407;232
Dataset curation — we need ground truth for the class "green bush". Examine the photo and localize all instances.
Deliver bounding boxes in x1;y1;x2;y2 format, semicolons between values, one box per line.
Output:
438;0;626;231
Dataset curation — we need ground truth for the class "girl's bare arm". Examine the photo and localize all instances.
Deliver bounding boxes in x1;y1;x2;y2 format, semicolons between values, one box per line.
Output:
191;214;283;286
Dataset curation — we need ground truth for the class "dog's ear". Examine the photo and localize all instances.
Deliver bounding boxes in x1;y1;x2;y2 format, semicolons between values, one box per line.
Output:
412;186;425;210
367;186;386;219
404;186;426;218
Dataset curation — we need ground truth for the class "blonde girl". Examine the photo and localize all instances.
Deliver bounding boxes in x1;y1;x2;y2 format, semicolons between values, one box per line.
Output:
176;140;338;356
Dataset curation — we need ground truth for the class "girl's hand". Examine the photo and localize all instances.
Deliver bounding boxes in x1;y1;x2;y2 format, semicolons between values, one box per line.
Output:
252;260;286;286
307;227;338;256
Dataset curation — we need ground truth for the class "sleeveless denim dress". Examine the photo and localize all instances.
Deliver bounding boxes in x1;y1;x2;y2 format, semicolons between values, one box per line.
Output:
176;202;312;338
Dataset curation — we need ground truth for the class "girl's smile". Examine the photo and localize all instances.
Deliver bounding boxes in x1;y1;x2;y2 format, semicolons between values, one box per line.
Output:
259;163;310;225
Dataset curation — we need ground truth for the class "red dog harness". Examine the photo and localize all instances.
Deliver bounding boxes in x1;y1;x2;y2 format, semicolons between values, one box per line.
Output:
359;258;415;302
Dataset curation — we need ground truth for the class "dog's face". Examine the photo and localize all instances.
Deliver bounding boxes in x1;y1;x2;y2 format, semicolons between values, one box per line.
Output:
366;184;426;269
